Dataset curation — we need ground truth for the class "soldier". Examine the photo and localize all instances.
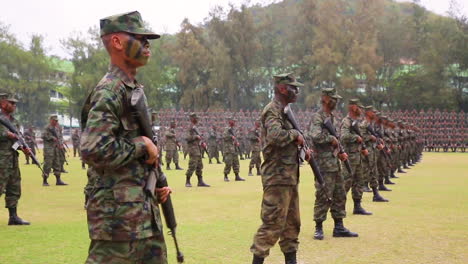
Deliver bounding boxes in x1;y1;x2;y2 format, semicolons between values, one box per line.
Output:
223;116;245;182
307;88;358;240
23;126;37;165
80;11;171;263
248;120;262;176
72;128;81;157
184;113;210;187
165;121;183;170
0;94;31;225
250;73;311;264
340;99;372;215
208;124;222;164
42;115;68;186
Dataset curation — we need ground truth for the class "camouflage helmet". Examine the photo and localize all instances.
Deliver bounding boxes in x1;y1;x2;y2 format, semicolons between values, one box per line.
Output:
273;73;304;87
100;11;160;39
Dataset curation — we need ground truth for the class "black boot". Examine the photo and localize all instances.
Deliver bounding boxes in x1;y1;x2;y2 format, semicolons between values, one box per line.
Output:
235;173;245;181
209;159;212;164
284;251;297;264
353;199;372;215
216;159;222;164
224;174;230;182
248;168;253;176
384;175;395;185
8;207;30;225
378;180;392;191
372;187;389;202
185;176;192;187
362;182;372;192
197;176;210;187
252;255;264;264
175;163;184;170
398;167;406;173
166;164;171;170
256;167;261;176
333;218;358;237
390;172;399;178
403;164;410;169
42;175;49;187
56;175;68;186
314;221;324;240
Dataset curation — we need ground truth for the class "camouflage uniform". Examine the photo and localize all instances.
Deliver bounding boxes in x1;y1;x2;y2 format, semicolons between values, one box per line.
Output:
248;127;262;176
164;126;179;168
72;130;80;157
0;112;22;209
42;119;66;185
23;128;37;165
207;127;221;164
223;125;242;180
251;95;301;259
80;11;167;264
184;119;210;187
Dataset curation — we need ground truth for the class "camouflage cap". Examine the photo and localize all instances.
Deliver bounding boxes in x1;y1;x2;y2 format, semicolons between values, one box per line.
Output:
0;93;8;100
273;73;304;87
364;105;374;111
50;115;58;121
348;99;363;107
189;112;198;119
380;115;388;120
227;115;237;121
100;11;160;39
321;88;342;99
5;94;19;103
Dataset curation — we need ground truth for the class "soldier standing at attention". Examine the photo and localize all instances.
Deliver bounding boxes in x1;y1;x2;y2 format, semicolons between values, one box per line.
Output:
80;11;172;263
72;128;80;157
23;126;37;165
208;124;222;164
250;73;311;264
0;94;31;225
308;88;358;240
248;120;262;176
340;99;372;215
184;113;210;187
42;115;68;186
165;121;183;170
223;117;245;182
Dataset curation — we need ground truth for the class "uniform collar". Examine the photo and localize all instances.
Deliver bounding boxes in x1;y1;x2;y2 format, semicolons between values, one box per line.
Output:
109;64;137;89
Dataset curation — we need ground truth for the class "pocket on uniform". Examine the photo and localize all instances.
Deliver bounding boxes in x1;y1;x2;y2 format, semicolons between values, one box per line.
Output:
113;186;145;203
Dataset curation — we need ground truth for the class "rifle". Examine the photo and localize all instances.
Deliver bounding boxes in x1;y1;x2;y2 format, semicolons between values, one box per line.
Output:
130;87;184;263
191;127;209;157
228;128;243;158
50;128;69;165
367;125;391;160
0;117;44;174
284;104;331;203
350;120;369;163
322;118;353;174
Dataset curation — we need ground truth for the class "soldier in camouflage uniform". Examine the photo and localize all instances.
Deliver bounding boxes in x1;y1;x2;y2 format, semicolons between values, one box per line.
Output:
80;11;171;263
0;94;30;225
223;117;245;182
23;126;37;165
340;99;372;215
208;124;222;164
184;113;210;187
250;73;310;264
307;88;358;240
42;115;68;186
72;128;80;157
248;120;262;176
165;121;183;170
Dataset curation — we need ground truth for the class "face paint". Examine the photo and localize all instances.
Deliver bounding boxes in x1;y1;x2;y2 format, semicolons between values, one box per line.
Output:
125;35;150;65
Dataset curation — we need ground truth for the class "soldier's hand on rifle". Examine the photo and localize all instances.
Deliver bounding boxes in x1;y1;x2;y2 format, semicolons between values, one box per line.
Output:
231;136;236;141
338;152;348;161
196;135;202;140
361;149;369;156
370;135;377;142
386;149;391;154
201;142;207;149
22;147;31;156
331;136;339;147
304;148;313;162
376;143;384;150
142;136;159;166
7;132;18;140
356;136;363;143
296;134;305;146
156;186;172;203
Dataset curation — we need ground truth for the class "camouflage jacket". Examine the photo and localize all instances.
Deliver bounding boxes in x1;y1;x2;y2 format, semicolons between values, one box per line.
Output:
307;109;341;172
0;112;20;169
223;127;237;154
165;128;178;151
340;115;361;154
42;124;60;152
208;128;217;144
185;125;202;156
80;65;161;241
248;128;261;152
261;99;300;186
24;130;36;146
360;119;375;150
71;133;80;146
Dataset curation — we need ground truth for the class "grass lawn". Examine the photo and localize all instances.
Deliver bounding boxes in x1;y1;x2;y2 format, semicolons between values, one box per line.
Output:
0;151;467;264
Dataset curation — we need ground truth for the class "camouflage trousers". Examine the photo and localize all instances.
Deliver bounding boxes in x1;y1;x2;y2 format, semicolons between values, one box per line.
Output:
24;145;36;164
249;151;261;170
343;154;363;200
43;148;62;177
377;151;389;181
85;235;167;264
186;154;203;178
0;167;21;208
208;145;219;159
224;153;239;175
165;149;179;164
250;185;300;258
314;171;347;222
363;150;378;189
73;144;80;157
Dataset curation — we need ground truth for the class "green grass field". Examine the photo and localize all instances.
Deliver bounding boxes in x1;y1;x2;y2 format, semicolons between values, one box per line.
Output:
0;151;467;264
